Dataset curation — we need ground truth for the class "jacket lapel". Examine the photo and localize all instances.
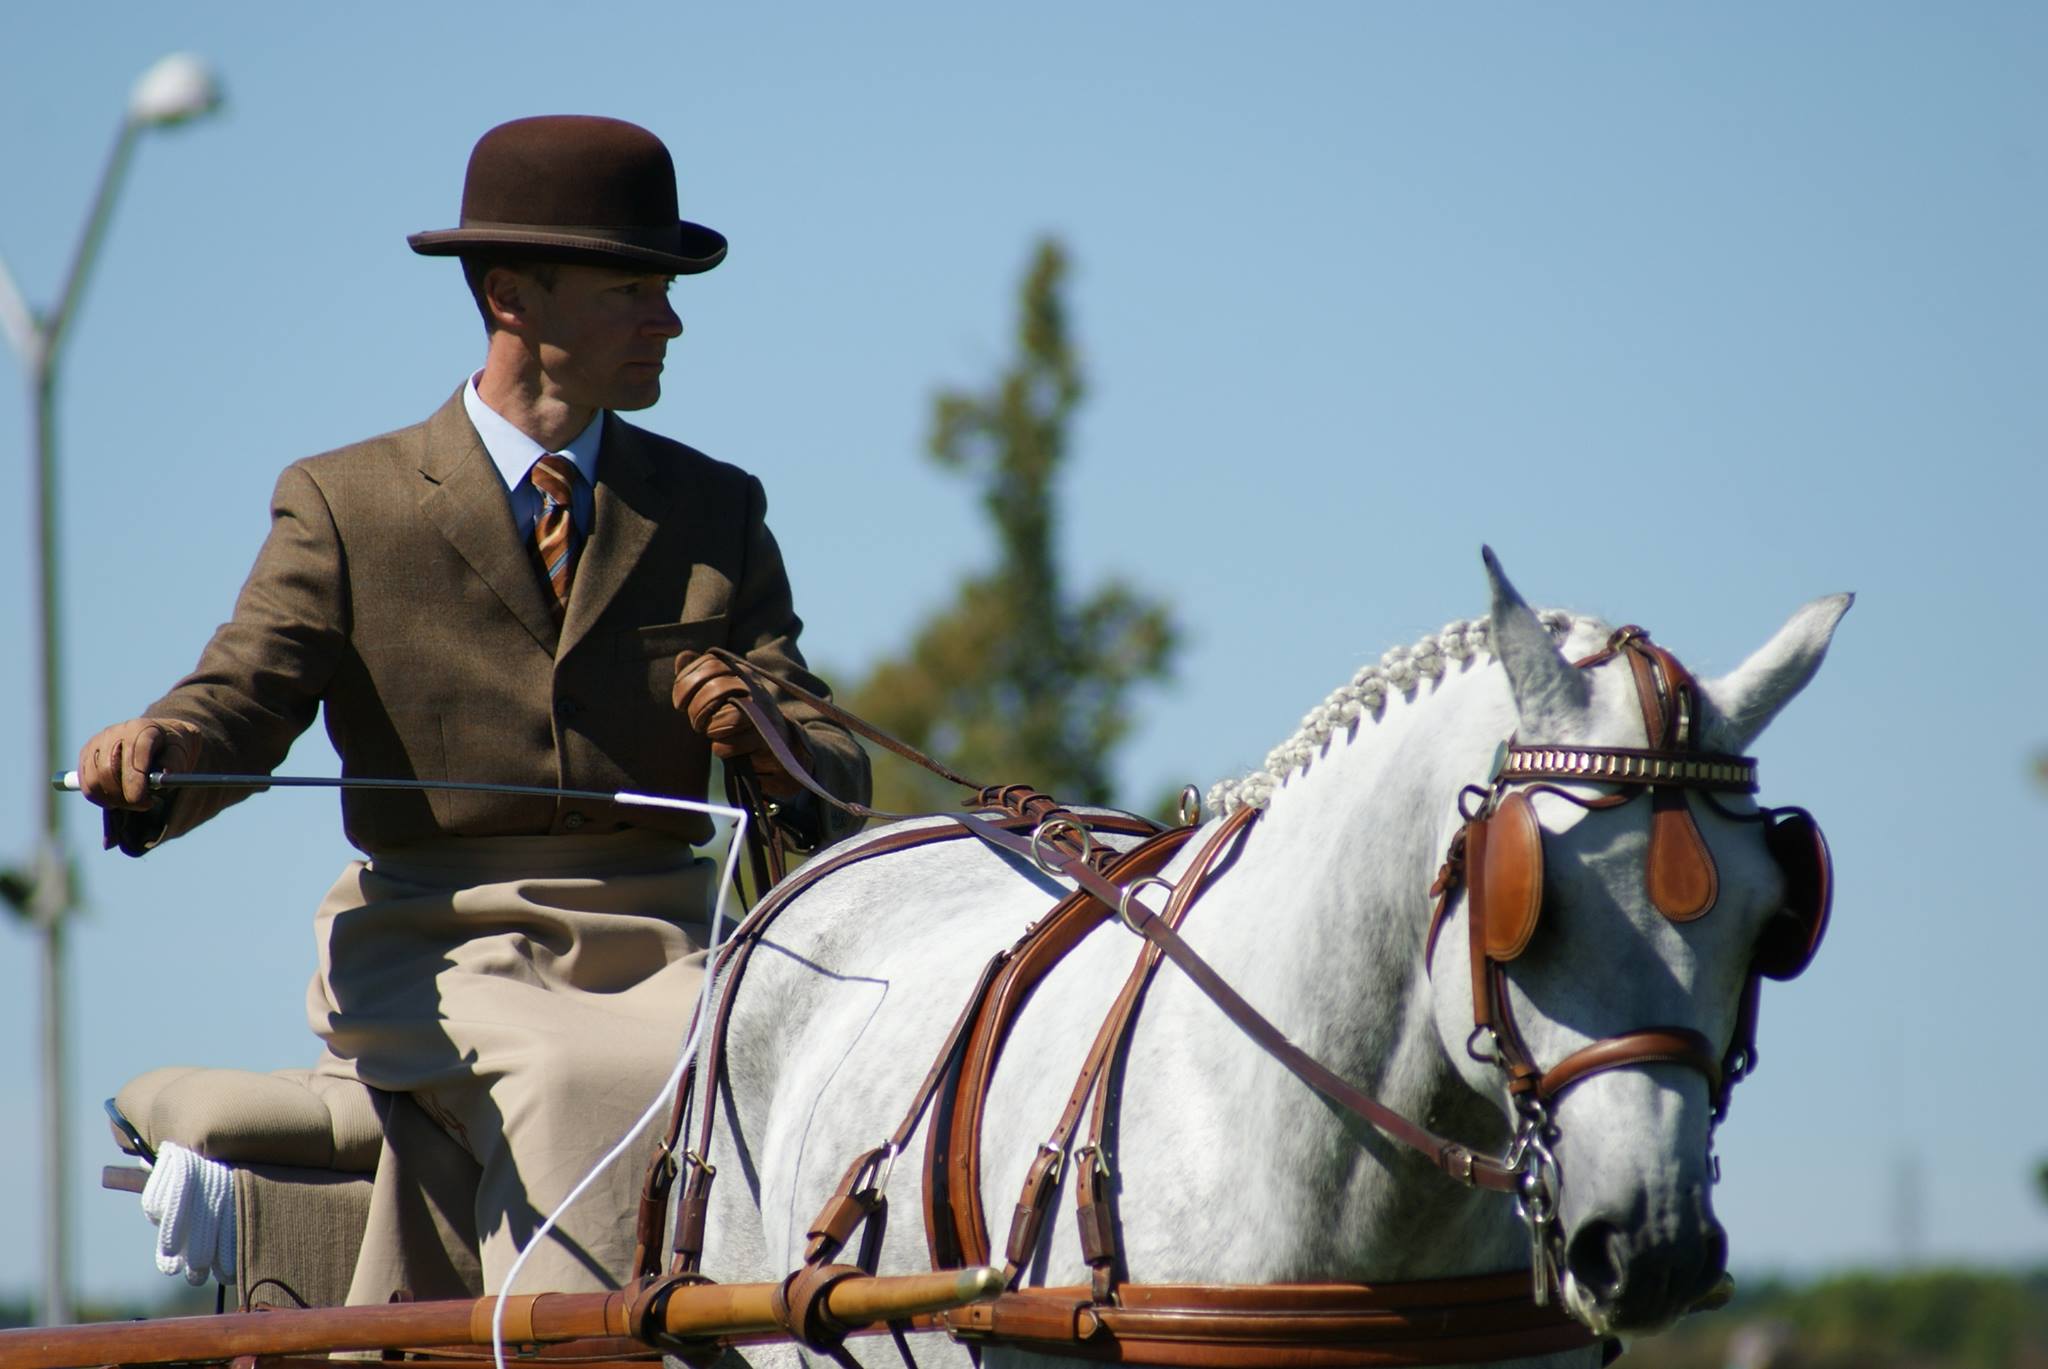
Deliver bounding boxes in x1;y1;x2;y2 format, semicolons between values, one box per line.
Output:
558;413;662;661
414;390;560;653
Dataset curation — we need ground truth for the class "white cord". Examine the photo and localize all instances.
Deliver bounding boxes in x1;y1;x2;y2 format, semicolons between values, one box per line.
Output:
140;1141;237;1286
490;791;748;1369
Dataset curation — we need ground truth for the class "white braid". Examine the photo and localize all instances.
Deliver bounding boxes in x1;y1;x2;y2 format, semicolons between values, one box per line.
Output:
1207;611;1577;815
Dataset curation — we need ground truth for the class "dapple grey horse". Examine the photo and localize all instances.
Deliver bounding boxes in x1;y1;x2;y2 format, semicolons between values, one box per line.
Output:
695;555;1848;1367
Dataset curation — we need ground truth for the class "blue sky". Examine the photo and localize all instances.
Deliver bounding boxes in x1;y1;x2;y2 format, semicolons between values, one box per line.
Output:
1;3;2043;1306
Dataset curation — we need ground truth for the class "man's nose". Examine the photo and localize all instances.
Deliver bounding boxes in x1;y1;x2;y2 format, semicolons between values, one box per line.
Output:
646;299;683;338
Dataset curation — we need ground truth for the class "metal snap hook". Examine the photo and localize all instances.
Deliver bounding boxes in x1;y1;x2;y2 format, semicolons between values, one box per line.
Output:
1177;785;1202;827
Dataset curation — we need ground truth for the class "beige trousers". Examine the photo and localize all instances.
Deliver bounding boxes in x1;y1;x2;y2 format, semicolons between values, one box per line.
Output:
306;831;714;1303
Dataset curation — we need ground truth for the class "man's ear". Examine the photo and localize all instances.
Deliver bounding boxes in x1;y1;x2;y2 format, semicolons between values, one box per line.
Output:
483;265;533;332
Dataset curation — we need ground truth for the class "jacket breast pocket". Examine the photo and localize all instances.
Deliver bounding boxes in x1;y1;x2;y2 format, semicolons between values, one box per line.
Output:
622;616;730;694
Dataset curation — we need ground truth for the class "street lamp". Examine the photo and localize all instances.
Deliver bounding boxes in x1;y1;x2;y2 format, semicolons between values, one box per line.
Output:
0;50;223;1328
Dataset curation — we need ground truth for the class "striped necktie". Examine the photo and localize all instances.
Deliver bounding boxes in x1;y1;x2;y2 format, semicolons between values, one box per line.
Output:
529;454;581;614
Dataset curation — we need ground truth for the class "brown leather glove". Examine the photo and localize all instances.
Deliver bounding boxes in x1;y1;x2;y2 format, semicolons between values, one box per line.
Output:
75;717;205;811
672;652;809;799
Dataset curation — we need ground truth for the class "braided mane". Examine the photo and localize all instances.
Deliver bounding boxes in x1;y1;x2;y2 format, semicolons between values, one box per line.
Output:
1206;611;1582;815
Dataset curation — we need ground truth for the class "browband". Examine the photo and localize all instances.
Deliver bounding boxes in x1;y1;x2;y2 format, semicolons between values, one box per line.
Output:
1497;745;1757;792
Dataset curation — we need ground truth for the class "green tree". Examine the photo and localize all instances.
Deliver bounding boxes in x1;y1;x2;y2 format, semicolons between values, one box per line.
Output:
847;239;1177;815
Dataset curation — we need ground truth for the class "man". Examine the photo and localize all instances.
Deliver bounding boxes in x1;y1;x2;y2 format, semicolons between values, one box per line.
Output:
75;115;870;1301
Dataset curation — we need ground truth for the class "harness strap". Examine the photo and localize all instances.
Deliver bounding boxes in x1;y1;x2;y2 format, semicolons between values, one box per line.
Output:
993;808;1260;1287
770;1262;867;1357
943;810;1523;1195
662;810;1158;1275
929;826;1202;1270
1537;1028;1723;1103
667;821;985;1274
942;1275;1603;1365
1067;808;1261;1300
805;951;1006;1270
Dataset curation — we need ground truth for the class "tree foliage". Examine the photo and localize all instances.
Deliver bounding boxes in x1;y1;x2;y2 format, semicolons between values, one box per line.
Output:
1614;1266;2048;1369
847;239;1177;814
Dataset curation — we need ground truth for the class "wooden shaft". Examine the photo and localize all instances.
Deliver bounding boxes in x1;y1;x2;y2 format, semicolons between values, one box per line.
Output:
0;1266;1005;1369
0;1297;566;1368
828;1261;1006;1324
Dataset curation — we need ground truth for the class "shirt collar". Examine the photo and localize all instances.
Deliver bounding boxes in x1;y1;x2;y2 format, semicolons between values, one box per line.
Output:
463;373;604;491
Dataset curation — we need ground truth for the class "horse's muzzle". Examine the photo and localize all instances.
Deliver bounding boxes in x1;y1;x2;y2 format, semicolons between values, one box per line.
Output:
1562;1184;1727;1333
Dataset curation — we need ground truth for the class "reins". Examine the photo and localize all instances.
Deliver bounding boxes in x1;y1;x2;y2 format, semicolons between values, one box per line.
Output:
697;649;1535;1195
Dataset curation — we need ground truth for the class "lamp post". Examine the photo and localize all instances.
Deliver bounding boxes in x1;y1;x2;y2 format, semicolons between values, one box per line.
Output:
0;51;222;1328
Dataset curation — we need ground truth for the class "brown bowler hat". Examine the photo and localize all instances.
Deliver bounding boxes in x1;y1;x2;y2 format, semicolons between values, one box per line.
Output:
408;115;726;275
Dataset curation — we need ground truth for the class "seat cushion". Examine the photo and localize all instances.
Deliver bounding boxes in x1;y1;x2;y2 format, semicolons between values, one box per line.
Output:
113;1067;382;1173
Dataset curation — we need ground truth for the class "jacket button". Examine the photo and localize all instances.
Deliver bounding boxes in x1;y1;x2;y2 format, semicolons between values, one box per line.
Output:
556;698;582;720
563;811;586;831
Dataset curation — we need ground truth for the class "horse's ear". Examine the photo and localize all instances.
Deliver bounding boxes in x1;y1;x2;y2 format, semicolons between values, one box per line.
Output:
1484;547;1588;727
1699;593;1853;753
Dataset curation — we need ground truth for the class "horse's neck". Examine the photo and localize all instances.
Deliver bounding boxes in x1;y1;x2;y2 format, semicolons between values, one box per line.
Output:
1221;657;1507;1066
1152;663;1519;1277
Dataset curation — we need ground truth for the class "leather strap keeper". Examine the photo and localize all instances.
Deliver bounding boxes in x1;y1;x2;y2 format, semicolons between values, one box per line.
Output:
946;1291;1104;1343
770;1262;866;1352
806;1146;889;1263
1004;1147;1067;1272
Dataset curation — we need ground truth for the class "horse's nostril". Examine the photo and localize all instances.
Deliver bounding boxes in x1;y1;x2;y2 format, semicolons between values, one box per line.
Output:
1565;1219;1628;1302
1699;1218;1728;1279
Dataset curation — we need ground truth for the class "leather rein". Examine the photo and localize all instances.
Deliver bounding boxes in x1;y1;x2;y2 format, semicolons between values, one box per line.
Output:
697;651;1541;1194
631;634;1796;1363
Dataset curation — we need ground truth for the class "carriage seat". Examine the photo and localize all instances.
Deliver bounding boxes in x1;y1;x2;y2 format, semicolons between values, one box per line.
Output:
106;1066;383;1310
111;1066;384;1171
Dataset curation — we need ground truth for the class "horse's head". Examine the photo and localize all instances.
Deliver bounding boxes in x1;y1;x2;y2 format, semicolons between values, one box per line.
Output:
1432;550;1848;1336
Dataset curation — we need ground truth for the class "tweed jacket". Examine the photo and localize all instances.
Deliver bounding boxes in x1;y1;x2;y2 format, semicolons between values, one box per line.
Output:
129;389;868;853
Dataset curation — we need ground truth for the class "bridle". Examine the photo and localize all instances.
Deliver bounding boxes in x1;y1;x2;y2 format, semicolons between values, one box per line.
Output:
1423;626;1833;1301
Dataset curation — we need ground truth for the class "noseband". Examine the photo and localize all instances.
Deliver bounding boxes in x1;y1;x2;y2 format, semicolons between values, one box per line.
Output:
1425;626;1833;1300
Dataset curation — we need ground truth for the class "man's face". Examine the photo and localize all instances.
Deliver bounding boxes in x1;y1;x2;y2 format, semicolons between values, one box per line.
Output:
519;264;683;413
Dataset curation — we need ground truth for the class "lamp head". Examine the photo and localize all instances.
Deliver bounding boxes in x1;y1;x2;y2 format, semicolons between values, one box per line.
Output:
128;53;222;128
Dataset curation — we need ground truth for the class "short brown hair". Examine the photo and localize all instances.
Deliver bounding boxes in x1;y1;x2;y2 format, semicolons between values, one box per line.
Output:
460;255;561;333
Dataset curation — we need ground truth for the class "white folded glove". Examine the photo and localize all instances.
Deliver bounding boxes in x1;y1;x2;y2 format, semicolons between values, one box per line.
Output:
139;1141;236;1286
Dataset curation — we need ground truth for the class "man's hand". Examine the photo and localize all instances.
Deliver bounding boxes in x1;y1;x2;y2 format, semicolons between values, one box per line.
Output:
672;652;809;799
75;718;204;811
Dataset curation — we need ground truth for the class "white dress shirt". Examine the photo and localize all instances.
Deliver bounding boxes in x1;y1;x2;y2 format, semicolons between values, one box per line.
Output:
463;373;603;538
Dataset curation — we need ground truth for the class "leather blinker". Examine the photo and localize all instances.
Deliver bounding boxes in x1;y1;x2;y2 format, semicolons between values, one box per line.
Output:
1754;809;1831;981
1476;791;1544;962
1646;788;1719;921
